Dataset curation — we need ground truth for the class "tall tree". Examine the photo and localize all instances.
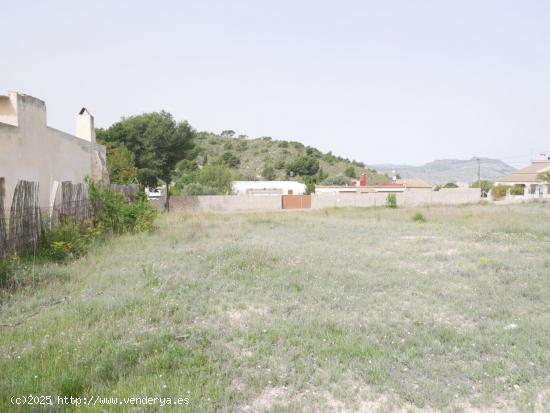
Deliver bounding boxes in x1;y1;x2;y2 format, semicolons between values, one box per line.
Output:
99;111;195;211
105;144;138;184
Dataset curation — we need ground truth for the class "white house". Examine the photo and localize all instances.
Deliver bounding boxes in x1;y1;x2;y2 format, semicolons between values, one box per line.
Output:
494;154;550;198
232;181;306;195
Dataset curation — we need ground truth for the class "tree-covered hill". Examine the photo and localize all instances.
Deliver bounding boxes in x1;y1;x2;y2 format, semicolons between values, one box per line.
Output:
193;131;389;184
97;113;389;202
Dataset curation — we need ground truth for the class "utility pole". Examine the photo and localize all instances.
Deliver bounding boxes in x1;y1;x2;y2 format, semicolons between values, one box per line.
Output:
476;157;483;197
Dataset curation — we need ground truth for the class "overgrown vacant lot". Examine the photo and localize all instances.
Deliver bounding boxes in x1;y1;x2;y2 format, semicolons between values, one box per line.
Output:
1;204;549;412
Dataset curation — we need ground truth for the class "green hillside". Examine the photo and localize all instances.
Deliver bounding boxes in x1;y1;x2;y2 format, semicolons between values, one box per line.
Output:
193;132;389;184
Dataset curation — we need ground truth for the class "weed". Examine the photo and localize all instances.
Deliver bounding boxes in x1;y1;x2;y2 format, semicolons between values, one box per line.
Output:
412;212;426;223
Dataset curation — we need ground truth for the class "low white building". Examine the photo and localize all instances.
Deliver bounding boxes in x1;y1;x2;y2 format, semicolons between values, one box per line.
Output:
494;154;550;198
232;181;306;195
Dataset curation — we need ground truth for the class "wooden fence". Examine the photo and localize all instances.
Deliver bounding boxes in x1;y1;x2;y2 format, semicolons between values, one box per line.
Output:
8;180;43;256
0;178;138;259
0;178;8;260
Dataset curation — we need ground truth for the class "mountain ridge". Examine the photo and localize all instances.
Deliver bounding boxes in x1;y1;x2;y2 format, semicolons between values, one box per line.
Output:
372;157;515;185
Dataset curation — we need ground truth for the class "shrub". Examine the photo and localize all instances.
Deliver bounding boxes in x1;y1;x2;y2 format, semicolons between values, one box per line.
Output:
323;174;351;186
470;180;493;197
236;141;248;152
278;141;289;148
386;194;397;208
218;152;240;168
443;182;459;188
262;165;276;181
345;166;356;178
88;182;157;234
303;178;316;195
223;142;233;150
179;183;218;195
197;164;233;194
0;258;18;290
40;220;94;261
491;185;509;200
305;146;322;158
412;212;426;223
274;160;286;170
510;185;525;196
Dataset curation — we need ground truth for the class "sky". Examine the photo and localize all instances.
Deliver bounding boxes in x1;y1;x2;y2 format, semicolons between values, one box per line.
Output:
2;0;549;167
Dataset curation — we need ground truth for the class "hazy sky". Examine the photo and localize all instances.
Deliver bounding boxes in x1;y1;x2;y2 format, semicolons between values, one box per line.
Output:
2;0;549;166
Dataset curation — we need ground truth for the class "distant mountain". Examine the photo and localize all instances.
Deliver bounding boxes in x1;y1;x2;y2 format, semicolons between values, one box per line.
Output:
372;158;515;185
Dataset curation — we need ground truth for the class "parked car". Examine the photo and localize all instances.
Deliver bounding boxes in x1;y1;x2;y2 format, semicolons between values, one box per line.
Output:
145;187;161;199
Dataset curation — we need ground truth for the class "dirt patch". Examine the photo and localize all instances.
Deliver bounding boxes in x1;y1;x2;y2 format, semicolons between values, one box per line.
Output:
226;305;270;328
242;386;288;412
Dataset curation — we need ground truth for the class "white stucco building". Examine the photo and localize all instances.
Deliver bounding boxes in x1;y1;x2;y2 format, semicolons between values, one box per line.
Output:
0;91;108;209
232;181;306;195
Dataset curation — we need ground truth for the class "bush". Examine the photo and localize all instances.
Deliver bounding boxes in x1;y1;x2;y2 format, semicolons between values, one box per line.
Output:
236;141;248;152
274;160;286;170
179;183;218;195
0;258;18;290
197;164;233;194
470;180;493;197
443;182;459;188
88;182;157;235
345;166;356;178
510;185;525;196
491;185;509;200
386;194;397;208
323;174;351;186
262;165;276;181
218;152;240;168
412;212;426;223
40;220;94;261
304;178;316;195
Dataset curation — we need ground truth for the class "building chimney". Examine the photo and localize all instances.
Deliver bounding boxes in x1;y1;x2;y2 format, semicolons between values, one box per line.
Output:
76;107;96;143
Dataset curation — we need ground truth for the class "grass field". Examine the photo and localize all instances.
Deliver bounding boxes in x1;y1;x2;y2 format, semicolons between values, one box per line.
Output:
1;203;549;412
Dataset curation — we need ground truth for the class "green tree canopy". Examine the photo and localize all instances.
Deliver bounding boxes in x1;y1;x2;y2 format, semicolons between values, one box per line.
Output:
262;165;276;181
470;180;493;197
98;111;195;210
323;174;352;186
286;156;320;177
218;152;241;168
344;166;356;178
103;143;138;184
537;171;550;182
197;164;233;194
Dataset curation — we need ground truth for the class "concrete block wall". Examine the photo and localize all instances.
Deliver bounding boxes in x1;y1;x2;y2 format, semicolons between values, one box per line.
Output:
152;195;282;212
311;189;481;209
153;189;481;213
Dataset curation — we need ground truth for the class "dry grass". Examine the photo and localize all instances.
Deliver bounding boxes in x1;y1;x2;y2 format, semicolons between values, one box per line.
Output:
1;203;549;412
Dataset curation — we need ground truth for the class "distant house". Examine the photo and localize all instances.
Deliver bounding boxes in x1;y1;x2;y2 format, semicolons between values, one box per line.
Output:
395;178;433;191
495;154;550;197
316;176;432;194
232;181;306;195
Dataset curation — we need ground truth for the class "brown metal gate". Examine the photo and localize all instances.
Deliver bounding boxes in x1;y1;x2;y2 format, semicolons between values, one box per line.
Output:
282;195;311;209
